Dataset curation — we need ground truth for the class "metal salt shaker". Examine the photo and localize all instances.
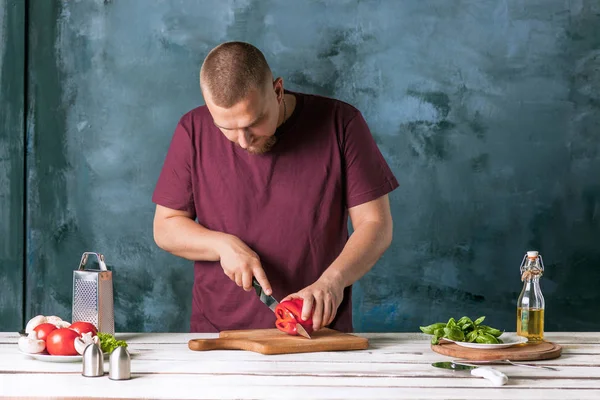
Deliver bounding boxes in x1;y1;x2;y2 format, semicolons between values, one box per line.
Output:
109;346;131;380
82;343;104;377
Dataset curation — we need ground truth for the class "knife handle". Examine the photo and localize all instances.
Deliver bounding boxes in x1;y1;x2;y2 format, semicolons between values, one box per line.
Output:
470;367;508;386
188;338;250;351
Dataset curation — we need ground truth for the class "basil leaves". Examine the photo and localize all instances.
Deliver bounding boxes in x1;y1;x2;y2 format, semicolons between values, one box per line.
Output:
420;316;504;345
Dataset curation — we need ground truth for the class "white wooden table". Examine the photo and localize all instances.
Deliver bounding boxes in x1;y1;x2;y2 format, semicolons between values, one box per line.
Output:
1;331;599;399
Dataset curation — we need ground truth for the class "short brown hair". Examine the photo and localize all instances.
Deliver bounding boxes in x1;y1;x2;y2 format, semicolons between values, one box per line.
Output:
200;42;272;107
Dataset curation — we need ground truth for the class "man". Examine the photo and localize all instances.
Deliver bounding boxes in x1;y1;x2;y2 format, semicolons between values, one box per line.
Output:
152;41;398;333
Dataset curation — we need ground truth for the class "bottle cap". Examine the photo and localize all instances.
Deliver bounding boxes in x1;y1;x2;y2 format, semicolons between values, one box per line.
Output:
527;251;539;258
109;346;131;380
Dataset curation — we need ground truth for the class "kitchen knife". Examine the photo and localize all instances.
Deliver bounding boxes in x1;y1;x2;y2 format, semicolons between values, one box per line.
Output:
252;278;311;339
432;361;508;386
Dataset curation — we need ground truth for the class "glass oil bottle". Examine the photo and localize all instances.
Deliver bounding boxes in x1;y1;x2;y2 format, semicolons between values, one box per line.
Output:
516;251;545;342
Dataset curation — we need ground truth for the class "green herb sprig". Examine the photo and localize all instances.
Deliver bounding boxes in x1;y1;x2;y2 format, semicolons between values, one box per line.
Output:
97;332;128;354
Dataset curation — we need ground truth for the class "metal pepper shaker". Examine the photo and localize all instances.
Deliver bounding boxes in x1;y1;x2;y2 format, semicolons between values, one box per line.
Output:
109;346;131;380
82;343;104;377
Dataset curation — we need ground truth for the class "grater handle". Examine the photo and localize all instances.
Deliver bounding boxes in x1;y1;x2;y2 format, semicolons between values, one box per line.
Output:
78;252;108;271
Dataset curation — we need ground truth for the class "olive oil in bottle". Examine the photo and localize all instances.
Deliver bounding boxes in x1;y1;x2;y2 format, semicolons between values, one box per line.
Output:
517;307;545;342
516;251;545;343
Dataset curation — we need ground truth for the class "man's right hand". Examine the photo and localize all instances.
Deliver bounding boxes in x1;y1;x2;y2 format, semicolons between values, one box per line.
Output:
217;234;272;295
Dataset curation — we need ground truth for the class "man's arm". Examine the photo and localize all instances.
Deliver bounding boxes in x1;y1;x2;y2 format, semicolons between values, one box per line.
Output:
153;204;226;261
153;204;272;294
282;194;393;330
322;194;394;288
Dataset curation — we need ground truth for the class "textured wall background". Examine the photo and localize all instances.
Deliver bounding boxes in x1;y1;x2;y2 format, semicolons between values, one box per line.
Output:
1;0;599;332
0;0;24;331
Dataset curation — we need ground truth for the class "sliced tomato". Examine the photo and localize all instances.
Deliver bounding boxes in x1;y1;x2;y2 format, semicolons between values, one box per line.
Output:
45;328;79;355
69;321;97;337
33;323;58;342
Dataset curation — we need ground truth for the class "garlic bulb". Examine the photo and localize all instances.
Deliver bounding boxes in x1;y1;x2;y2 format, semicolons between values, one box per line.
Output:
25;315;47;334
18;331;45;354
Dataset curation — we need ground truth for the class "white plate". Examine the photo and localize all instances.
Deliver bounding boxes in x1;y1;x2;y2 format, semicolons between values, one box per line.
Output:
18;350;109;363
441;333;528;349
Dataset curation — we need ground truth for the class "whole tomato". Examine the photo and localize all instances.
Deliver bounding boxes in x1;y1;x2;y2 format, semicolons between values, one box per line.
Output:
45;328;79;356
32;323;57;342
69;321;97;337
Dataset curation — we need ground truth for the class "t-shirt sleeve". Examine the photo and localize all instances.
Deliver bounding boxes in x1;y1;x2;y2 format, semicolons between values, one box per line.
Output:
152;117;197;218
343;110;399;209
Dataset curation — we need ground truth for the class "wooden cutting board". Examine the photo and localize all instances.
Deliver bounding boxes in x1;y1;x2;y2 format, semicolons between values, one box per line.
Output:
188;328;369;355
432;340;562;361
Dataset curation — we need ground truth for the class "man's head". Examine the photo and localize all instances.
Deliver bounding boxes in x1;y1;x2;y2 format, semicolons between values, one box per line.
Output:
200;42;285;154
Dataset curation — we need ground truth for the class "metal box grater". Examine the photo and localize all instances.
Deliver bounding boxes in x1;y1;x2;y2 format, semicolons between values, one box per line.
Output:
72;252;115;335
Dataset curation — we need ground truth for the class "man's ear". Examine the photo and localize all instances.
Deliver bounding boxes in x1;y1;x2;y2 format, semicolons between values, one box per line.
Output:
273;77;284;99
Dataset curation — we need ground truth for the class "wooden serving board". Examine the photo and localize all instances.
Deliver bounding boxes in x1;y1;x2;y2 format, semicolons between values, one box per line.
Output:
188;328;369;355
431;340;562;361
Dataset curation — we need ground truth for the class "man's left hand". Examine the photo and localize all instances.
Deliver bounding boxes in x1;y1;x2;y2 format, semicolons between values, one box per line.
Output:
281;276;344;331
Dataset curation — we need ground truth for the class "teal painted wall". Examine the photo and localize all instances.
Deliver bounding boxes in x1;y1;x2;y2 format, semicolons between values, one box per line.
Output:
1;0;599;332
0;0;24;331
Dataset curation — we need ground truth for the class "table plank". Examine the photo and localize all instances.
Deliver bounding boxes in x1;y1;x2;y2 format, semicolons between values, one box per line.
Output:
2;350;600;378
2;332;599;344
2;374;600;400
5;344;596;366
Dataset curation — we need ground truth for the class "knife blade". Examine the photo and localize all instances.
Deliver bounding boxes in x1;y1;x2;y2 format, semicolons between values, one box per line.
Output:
293;319;312;339
252;278;311;339
431;361;507;386
451;358;558;371
252;277;279;312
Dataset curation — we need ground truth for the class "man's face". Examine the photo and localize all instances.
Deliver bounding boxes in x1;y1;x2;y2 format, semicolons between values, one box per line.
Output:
206;79;282;154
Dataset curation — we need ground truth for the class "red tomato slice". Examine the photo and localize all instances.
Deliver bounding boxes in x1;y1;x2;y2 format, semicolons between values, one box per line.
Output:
32;323;58;342
45;328;80;356
69;321;98;337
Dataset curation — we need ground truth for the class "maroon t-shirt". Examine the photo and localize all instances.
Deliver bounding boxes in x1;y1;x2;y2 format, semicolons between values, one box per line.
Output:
152;91;399;332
